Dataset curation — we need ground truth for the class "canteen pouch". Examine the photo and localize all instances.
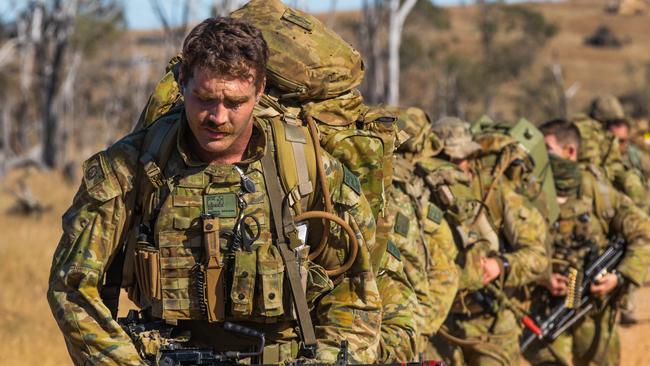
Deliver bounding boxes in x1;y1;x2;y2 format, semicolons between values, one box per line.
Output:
134;244;162;300
257;243;285;317
230;250;257;316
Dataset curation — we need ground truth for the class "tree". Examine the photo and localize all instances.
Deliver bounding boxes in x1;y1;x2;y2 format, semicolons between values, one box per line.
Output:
387;0;417;106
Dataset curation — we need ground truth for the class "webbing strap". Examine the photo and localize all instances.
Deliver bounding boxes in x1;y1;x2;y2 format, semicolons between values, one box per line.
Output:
260;125;318;356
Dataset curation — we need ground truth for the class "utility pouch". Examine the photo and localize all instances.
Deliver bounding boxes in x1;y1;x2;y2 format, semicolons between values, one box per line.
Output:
305;261;334;310
134;244;161;300
202;215;225;322
257;243;285;317
230;250;257;316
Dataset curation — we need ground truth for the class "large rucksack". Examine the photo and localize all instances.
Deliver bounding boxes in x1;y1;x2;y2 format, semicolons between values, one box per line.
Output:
471;116;559;223
230;0;365;101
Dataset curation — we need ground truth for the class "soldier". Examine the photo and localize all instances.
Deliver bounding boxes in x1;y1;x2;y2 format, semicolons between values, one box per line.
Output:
429;117;548;366
376;107;459;361
47;18;382;365
573;95;650;213
591;95;650;324
525;119;650;366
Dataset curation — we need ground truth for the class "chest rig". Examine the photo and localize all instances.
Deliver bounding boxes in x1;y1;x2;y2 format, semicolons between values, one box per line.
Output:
136;155;291;323
114;114;327;358
551;190;608;276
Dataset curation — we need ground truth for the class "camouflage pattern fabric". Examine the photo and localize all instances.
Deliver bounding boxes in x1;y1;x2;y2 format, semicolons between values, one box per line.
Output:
375;239;419;362
231;0;364;101
387;157;459;358
428;116;548;366
525;168;650;366
47;113;382;365
573;114;650;213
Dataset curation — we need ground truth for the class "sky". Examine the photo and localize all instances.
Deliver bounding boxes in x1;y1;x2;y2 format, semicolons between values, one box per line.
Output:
0;0;554;31
124;0;464;30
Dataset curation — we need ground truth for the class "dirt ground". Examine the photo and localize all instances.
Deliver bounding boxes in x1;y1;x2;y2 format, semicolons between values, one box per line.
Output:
1;168;649;365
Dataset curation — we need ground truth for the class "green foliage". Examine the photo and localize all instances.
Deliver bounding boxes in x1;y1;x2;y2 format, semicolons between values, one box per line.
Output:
514;67;564;124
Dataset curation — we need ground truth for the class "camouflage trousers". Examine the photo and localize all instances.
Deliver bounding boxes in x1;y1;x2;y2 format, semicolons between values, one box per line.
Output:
524;305;620;366
431;308;521;366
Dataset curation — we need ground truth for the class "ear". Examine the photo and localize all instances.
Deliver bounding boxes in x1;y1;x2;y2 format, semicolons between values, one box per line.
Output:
565;144;578;161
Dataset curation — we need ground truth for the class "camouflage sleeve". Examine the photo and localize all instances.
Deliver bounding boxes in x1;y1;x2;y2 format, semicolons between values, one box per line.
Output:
312;153;381;364
603;184;650;286
422;219;459;334
376;248;418;363
614;168;650;214
47;145;145;365
499;183;549;288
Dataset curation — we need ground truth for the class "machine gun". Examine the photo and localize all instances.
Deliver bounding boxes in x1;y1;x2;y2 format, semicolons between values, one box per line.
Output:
120;311;446;366
520;237;626;352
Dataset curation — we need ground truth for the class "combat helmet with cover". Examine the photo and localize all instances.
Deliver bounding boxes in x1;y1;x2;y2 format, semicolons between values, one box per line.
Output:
471;115;559;223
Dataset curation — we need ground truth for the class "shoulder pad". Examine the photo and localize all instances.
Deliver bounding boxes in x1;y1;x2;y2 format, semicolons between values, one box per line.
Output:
82;151;121;202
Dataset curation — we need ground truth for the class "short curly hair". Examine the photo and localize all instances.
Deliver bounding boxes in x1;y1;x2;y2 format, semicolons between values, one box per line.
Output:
181;17;268;90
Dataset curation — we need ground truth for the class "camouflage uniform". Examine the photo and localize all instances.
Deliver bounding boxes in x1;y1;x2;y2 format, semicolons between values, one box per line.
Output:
47;111;382;365
525;159;650;366
429;117;549;366
376;107;459;361
572;95;650;213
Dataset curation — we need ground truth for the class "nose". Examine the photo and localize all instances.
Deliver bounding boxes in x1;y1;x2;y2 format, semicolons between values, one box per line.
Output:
207;102;228;125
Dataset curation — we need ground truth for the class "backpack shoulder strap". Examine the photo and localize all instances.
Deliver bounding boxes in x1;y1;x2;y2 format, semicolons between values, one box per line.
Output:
258;117;318;357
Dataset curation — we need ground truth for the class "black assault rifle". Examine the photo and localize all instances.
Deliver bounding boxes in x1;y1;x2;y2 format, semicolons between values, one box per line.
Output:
520;237;626;352
120;311;445;366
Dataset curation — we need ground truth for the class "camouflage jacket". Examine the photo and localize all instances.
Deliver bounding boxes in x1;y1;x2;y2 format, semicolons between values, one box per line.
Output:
377;156;458;358
375;237;418;362
47;113;382;365
471;172;549;289
550;167;650;287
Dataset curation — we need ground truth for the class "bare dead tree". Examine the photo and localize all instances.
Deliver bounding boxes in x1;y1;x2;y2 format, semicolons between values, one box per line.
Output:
387;0;417;106
549;61;580;119
360;0;387;104
41;0;80;168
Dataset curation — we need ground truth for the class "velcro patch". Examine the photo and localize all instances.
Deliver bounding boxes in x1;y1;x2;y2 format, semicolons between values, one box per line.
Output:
387;240;401;261
394;212;410;237
83;154;106;190
343;166;362;195
427;203;444;224
204;193;238;218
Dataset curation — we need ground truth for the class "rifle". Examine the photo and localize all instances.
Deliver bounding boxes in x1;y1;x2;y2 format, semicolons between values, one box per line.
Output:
520;237;626;352
120;311;446;366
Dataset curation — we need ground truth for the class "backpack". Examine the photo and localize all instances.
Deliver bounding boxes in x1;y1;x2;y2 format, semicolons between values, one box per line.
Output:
471;116;559;223
230;0;364;101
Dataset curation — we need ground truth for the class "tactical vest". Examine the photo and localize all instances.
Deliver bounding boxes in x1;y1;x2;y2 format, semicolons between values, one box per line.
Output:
551;169;613;275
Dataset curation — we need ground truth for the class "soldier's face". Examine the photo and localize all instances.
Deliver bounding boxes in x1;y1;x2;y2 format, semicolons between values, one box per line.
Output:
182;67;263;163
544;134;577;162
608;122;629;143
